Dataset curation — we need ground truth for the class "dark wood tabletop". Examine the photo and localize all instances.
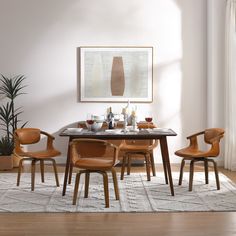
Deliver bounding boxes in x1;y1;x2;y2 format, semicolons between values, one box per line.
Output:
59;128;177;140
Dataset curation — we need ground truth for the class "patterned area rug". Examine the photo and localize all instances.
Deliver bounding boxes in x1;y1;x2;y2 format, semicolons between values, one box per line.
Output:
1;172;236;212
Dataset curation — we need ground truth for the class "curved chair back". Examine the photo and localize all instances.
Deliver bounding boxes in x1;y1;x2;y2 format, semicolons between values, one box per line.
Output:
70;138;118;165
204;128;225;145
15;128;41;145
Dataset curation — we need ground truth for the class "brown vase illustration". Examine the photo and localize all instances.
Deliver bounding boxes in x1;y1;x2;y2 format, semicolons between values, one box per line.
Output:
111;56;125;96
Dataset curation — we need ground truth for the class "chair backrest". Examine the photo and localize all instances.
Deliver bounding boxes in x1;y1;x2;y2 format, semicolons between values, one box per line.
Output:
70;138;118;164
204;128;225;144
15;128;41;145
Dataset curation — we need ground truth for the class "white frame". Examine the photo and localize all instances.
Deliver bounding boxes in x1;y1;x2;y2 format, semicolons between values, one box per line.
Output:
78;46;153;103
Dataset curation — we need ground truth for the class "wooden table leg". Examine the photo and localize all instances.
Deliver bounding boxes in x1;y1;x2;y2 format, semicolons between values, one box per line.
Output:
160;136;174;196
62;137;72;196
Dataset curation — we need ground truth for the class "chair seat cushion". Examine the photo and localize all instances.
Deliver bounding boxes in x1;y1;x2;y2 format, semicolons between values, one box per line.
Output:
120;144;150;153
175;147;208;158
20;149;61;159
74;158;118;170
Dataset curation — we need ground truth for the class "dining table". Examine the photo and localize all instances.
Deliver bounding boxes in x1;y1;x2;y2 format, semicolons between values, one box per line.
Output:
59;127;177;196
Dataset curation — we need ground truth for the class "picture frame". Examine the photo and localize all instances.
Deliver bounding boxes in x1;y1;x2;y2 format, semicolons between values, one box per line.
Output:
78;46;153;102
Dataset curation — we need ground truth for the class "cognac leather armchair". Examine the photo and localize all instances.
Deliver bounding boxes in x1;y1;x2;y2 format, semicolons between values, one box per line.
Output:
119;139;158;181
14;128;61;191
119;122;158;181
71;138;120;208
175;128;225;191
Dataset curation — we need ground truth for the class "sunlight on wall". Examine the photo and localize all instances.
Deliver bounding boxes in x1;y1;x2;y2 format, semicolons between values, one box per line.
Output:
0;0;208;163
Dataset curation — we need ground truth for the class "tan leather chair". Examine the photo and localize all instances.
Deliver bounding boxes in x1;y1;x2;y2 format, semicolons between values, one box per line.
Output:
119;122;158;181
71;138;120;208
14;128;61;191
119;139;158;181
175;128;225;191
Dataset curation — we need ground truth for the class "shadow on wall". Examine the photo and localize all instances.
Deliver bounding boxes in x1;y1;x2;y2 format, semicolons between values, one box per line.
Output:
22;89;78;163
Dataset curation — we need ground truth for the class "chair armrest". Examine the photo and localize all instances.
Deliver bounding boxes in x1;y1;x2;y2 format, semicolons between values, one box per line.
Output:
40;130;55;150
186;131;204;149
40;131;55;140
106;142;119;165
186;131;205;139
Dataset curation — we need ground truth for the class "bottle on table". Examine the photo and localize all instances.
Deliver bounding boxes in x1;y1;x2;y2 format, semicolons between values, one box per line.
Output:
107;107;114;129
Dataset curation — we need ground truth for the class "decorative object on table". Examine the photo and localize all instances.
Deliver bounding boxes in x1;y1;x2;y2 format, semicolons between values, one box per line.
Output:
78;46;153;102
14;128;61;191
175;128;225;191
70;138;120;208
111;56;125;96
0;75;27;169
131;106;138;130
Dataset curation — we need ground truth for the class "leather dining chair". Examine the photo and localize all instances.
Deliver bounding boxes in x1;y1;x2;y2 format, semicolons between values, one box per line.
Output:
14;128;61;191
70;138;120;208
175;128;225;191
119;122;158;181
119;139;158;181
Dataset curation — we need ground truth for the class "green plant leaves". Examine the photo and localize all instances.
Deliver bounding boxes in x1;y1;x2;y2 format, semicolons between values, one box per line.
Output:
0;75;26;100
0;136;14;155
0;75;27;155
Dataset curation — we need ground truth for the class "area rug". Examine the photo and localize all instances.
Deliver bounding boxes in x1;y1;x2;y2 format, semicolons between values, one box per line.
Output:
0;172;236;212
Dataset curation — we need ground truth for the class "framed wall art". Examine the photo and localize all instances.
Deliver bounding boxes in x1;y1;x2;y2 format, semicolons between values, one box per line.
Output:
78;46;153;102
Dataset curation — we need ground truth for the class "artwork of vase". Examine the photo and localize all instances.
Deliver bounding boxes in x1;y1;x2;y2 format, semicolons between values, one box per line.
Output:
111;56;125;96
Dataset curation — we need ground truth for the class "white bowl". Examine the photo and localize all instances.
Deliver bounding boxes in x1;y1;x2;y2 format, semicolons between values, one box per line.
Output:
86;121;103;131
92;115;105;122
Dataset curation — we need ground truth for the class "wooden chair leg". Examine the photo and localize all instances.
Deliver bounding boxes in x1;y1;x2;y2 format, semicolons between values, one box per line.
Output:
31;160;36;191
179;159;185;185
102;172;109;208
120;155;127;180
40;160;45;183
17;158;24;186
145;154;151;181
209;159;220;190
127;155;131;175
204;159;209;184
73;172;81;205
51;159;60;187
111;167;119;200
150;152;156;176
68;162;73;184
161;149;168;184
84;172;90;198
189;160;194;191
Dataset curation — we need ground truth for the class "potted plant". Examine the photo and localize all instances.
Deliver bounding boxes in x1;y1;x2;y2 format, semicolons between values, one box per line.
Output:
0;75;27;169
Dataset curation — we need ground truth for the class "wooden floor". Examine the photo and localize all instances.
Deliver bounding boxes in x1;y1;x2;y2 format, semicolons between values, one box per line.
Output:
1;164;236;236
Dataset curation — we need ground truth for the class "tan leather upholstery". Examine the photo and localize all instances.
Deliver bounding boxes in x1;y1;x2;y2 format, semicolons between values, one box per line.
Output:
71;139;120;208
14;128;61;191
77;121;158;181
175;128;225;191
119;139;158;181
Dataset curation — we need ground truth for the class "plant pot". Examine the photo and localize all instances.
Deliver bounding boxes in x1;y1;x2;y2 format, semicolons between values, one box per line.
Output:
13;154;22;168
0;155;13;170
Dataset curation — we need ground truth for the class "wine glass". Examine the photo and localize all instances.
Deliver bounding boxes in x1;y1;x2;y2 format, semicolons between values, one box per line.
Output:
86;113;94;131
145;116;153;129
114;114;121;128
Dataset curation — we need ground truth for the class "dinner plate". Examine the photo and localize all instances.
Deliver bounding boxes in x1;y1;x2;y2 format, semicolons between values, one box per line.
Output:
66;128;83;132
105;129;121;133
152;128;170;132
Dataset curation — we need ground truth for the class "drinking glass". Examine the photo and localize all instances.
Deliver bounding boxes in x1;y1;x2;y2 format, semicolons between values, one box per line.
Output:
145;116;153;129
114;114;121;128
86;113;94;131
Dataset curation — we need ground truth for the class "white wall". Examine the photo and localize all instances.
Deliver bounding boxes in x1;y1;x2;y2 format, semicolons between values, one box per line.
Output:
0;0;207;163
207;0;226;165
